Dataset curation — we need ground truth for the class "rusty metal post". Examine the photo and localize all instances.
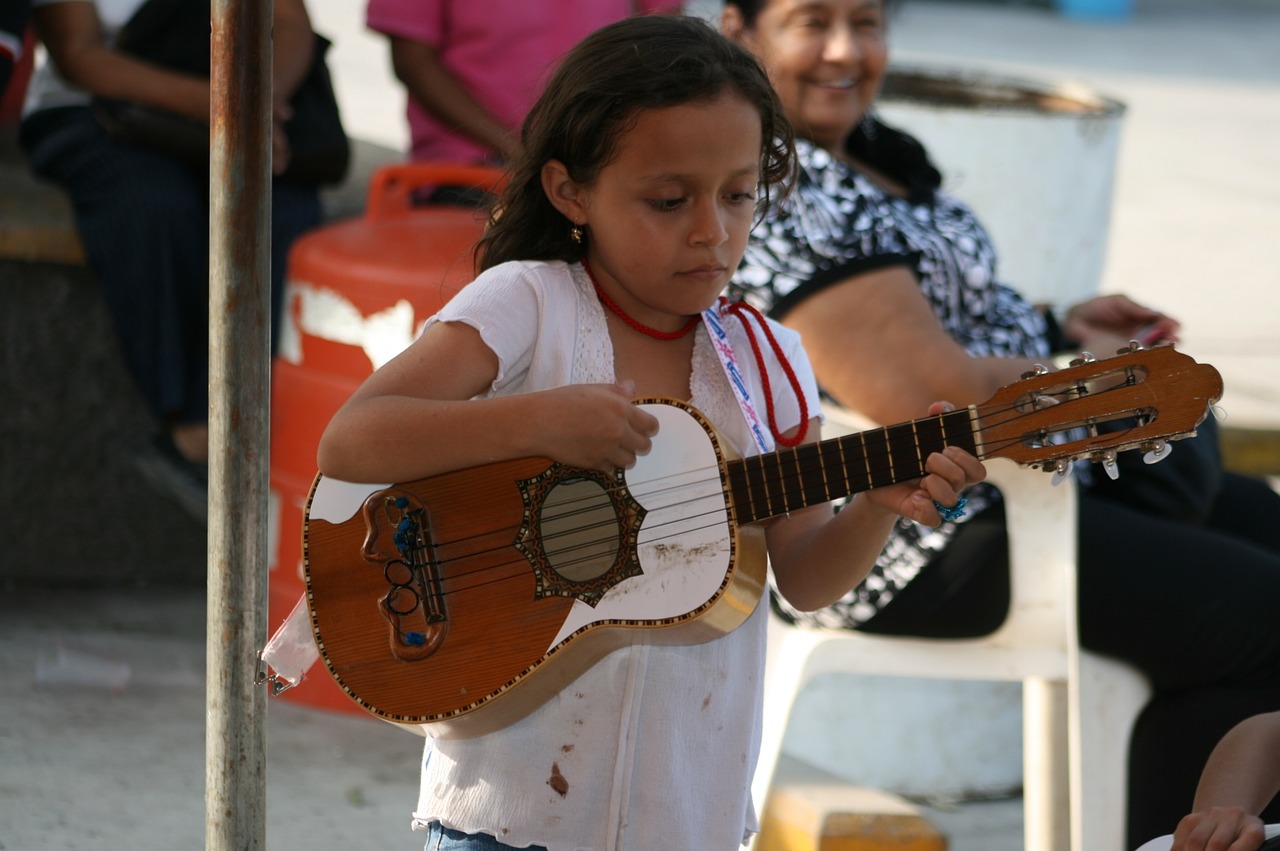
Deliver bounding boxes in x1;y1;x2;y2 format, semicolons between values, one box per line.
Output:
207;0;272;848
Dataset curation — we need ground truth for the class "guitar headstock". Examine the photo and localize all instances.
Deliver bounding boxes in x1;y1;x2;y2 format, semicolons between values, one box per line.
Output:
976;345;1223;471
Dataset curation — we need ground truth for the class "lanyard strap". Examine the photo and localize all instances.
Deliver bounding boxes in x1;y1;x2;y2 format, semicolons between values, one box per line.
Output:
702;299;811;454
702;302;774;454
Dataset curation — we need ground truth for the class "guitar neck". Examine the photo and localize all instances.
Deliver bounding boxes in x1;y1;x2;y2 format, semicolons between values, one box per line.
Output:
725;408;978;525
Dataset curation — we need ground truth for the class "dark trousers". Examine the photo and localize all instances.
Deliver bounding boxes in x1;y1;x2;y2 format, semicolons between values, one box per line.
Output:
21;106;322;426
860;471;1280;847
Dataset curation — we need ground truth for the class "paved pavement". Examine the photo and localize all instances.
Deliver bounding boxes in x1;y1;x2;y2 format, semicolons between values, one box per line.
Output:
2;1;1278;850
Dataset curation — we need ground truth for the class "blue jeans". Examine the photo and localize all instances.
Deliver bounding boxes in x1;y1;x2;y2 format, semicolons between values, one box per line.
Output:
423;822;548;851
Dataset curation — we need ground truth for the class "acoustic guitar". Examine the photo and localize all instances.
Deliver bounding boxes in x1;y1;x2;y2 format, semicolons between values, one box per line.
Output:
302;345;1222;737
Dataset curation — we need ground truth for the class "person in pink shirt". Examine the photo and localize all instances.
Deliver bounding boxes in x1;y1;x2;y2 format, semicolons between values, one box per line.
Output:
366;0;682;167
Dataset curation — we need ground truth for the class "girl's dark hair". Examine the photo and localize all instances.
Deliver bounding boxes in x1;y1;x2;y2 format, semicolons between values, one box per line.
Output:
477;14;795;271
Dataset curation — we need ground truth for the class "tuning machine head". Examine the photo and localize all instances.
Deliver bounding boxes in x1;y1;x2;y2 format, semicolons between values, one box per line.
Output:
1021;364;1051;380
1089;449;1121;480
1141;440;1173;465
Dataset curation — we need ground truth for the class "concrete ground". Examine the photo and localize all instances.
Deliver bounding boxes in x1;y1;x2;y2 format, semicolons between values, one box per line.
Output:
0;589;1018;851
2;0;1278;850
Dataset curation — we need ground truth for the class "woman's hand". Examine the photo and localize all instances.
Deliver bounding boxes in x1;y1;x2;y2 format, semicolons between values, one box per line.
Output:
861;401;988;526
1061;294;1181;354
1170;805;1266;851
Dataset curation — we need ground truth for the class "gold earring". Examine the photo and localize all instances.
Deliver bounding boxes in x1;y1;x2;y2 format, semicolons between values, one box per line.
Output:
570;223;584;244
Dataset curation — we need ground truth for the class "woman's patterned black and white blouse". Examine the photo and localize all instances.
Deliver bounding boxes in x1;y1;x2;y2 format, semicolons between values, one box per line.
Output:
730;137;1051;629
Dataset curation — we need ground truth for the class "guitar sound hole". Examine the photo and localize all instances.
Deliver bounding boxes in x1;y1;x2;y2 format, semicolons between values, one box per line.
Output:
538;478;621;583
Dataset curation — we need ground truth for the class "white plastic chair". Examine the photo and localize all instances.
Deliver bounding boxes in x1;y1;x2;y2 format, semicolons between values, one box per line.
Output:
755;405;1153;851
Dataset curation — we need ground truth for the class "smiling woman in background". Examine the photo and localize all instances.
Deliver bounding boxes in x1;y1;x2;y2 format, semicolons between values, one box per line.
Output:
722;0;1280;844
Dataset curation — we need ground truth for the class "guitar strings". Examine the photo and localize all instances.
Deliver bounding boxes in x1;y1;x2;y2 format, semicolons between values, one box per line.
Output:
386;392;1060;605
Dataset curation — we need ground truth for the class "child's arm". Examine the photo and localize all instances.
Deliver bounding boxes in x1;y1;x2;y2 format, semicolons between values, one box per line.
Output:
316;320;658;484
764;403;986;613
1170;711;1280;851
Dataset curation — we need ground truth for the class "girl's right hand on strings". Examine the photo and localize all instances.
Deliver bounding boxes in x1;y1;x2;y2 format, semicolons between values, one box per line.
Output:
536;382;659;473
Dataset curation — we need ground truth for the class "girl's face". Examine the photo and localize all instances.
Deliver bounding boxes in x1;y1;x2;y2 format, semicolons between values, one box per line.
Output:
547;93;764;330
726;0;888;152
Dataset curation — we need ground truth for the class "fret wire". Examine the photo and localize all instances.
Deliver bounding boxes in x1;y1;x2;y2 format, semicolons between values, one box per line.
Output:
835;435;852;497
792;443;826;508
807;442;826;503
885;422;924;485
862;426;889;488
782;446;799;513
751;453;775;519
910;419;923;471
775;450;795;514
744;455;766;523
914;415;947;462
726;459;752;523
774;446;792;514
860;429;875;491
940;409;978;454
813;442;834;503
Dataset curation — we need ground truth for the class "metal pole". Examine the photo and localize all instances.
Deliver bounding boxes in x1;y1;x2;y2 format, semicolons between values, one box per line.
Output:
207;0;273;848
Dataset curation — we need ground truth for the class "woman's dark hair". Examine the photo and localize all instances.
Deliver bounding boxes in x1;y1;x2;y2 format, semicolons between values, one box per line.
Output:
477;14;795;271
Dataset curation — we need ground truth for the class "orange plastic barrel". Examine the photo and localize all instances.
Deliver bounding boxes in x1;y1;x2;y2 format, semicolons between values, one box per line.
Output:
269;163;505;715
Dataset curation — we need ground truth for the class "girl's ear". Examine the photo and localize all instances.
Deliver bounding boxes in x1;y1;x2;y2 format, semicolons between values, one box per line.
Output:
541;159;586;224
720;4;746;42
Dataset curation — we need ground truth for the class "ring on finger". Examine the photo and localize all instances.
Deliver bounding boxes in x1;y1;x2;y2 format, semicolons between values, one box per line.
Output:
933;496;968;522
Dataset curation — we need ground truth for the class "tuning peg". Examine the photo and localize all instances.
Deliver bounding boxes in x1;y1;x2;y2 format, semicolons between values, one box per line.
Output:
1021;364;1050;380
1050;459;1073;487
1120;340;1143;354
1100;450;1120;480
1068;352;1097;368
1210;404;1226;422
1143;441;1173;465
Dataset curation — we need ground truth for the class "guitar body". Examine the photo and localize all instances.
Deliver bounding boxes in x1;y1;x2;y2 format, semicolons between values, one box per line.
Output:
304;401;766;737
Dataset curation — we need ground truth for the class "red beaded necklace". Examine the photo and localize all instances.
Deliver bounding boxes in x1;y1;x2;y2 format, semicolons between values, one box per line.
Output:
717;297;810;447
583;259;700;341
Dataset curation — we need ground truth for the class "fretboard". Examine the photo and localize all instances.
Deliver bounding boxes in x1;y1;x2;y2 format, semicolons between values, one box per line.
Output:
725;407;979;524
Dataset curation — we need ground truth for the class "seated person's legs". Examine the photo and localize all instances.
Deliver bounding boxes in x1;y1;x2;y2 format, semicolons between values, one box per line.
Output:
23;106;211;451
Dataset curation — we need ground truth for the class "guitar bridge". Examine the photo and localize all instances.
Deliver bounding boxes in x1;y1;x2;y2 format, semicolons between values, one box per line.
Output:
362;491;449;662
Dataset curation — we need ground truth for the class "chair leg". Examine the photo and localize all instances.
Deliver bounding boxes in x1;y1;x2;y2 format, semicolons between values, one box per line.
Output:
1075;652;1152;851
1024;677;1071;851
